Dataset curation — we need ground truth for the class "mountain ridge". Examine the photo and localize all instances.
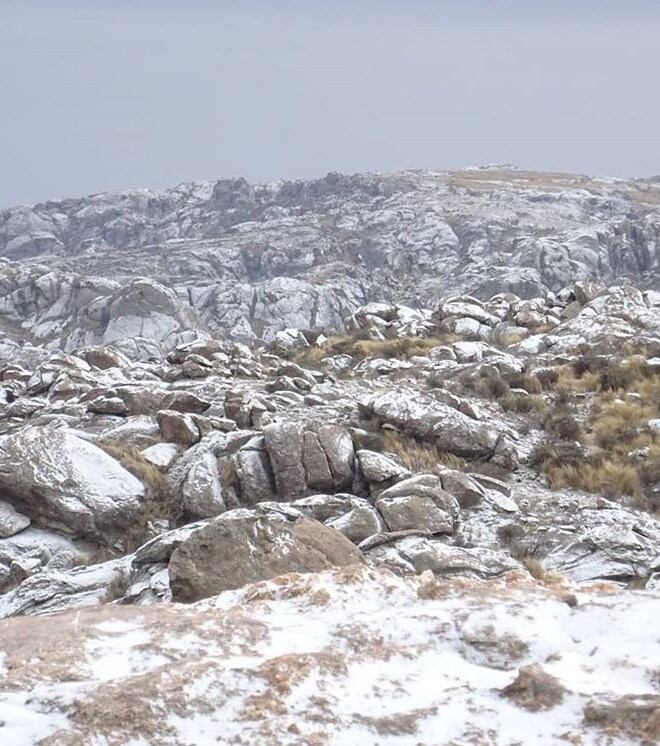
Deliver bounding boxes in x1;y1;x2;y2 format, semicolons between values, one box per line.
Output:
0;167;658;351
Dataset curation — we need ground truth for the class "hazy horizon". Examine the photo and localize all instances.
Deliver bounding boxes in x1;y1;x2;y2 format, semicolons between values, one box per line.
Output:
2;0;660;207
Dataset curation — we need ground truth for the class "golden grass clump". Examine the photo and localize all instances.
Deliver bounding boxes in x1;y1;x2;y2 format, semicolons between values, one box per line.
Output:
382;430;465;473
591;400;654;451
545;460;641;498
500;394;547;415
99;440;178;551
555;367;600;394
293;332;455;367
99;440;168;494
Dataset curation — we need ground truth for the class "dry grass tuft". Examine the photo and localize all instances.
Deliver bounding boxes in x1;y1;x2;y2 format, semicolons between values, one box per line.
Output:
382;430;465;473
500;394;546;415
99;440;178;551
545;460;641;498
531;354;660;508
555;367;600;394
591;400;653;450
292;332;455;367
543;407;583;442
506;373;543;395
522;557;547;581
99;441;168;493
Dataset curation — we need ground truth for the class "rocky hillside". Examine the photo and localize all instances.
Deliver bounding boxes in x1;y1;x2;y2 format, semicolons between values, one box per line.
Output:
0;170;659;744
1;167;659;351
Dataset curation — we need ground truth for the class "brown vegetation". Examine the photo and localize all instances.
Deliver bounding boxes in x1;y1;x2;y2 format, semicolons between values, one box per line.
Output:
292;331;455;367
381;430;465;473
531;356;660;507
99;440;179;551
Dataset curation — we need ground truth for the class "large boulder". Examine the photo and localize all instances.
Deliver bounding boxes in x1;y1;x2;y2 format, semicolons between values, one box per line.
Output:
263;421;306;497
0;424;145;538
157;410;201;447
375;475;459;534
232;444;277;505
360;390;518;468
262;421;356;498
168;508;364;601
180;450;225;519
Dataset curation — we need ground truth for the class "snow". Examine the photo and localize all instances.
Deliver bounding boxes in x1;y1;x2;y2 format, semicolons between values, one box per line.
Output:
85;619;167;682
0;567;657;744
141;442;178;467
0;690;70;745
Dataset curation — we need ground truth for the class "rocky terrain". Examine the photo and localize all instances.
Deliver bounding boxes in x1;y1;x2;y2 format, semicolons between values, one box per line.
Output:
0;168;659;744
1;167;659;355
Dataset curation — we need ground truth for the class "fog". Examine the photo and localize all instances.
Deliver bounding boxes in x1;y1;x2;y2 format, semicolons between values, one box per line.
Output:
1;0;659;205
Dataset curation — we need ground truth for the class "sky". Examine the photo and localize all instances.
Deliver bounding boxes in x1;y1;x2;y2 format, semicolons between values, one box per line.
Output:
1;0;660;207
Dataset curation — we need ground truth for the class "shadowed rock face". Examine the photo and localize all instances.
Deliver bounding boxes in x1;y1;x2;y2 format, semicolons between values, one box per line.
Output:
0;168;658;347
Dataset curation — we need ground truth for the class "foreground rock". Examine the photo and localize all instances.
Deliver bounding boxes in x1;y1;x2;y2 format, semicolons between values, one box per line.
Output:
0;566;656;745
169;508;364;601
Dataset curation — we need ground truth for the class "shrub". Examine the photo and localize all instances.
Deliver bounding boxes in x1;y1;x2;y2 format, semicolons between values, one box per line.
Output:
544;460;640;498
636;377;660;409
99;440;179;551
522;556;547;581
382;430;465;473
99;441;168;494
500;394;546;415
530;440;592;472
571;353;608;378
592;356;654;392
497;523;525;547
591;401;653;450
293;332;460;368
105;569;131;602
535;368;559;390
476;375;510;400
506;373;542;395
598;362;635;392
543;408;583;441
555;367;600;394
639;443;660;487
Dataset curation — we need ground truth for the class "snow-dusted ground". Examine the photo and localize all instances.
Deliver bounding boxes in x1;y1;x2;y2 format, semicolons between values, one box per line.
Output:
0;565;657;745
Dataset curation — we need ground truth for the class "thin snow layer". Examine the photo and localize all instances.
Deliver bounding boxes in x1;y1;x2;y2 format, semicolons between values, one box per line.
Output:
0;566;657;745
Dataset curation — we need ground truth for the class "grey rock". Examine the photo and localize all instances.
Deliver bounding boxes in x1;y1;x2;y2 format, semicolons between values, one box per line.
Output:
356;449;411;484
438;469;485;509
325;503;383;544
181;450;225;519
157;409;201;447
263;421;306;497
376;495;454;534
360;389;518;468
366;535;518;578
377;475;460;522
0;501;31;539
0;424;144;538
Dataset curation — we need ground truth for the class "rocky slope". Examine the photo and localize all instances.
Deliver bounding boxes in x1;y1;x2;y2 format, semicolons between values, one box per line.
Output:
0;169;659;744
1;167;659;350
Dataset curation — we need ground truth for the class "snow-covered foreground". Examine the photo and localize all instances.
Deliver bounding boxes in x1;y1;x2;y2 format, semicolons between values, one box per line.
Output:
0;566;657;745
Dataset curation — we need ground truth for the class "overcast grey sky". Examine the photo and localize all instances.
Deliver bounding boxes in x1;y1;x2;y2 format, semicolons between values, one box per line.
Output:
1;0;659;206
